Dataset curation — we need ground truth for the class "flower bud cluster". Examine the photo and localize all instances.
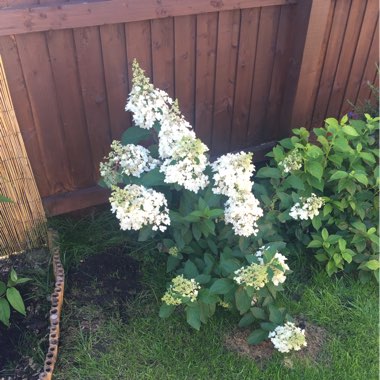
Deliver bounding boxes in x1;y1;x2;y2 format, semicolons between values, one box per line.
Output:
161;275;201;305
269;322;307;353
289;193;324;220
278;149;303;173
110;184;170;232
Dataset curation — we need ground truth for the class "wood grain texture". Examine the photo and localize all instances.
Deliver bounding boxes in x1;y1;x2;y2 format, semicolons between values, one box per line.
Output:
247;6;280;142
340;0;379;115
194;12;218;147
211;9;240;155
16;32;73;194
326;0;367;117
0;0;297;36
230;7;260;149
73;26;112;180
174;15;196;125
151;17;174;97
100;23;130;140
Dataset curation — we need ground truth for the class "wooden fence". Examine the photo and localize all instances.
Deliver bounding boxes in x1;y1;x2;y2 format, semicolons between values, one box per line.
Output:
0;0;378;216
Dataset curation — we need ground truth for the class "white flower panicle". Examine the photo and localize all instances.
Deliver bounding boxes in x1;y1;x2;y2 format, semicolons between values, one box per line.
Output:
110;184;170;232
233;262;269;289
269;322;307;353
224;194;263;237
211;152;263;237
100;141;159;186
279;149;303;173
125;60;172;129
161;275;201;305
160;136;209;193
234;247;290;289
290;193;325;220
211;152;255;198
158;100;196;159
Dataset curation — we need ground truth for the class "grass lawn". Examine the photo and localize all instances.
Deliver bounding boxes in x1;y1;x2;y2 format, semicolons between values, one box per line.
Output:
50;211;379;380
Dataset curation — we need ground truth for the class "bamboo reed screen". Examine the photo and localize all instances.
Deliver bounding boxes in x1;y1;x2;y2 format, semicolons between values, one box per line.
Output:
0;55;47;256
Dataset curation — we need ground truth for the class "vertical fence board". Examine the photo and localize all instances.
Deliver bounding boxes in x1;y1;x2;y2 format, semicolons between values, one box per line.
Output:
46;29;94;188
194;12;218;146
326;0;367;117
174;15;196;125
341;1;379;115
211;10;240;155
0;36;51;196
74;26;112;180
265;5;294;140
16;32;73;193
356;25;379;104
247;6;280;142
151;18;174;97
311;0;351;127
100;23;130;140
230;8;260;149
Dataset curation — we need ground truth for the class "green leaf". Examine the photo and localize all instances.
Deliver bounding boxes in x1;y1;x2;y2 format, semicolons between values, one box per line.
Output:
6;287;26;315
159;303;175;318
0;282;6;296
268;304;283;324
307;240;323;248
238;313;255;328
140;168;165;187
341;251;353;263
199;289;218;304
353;173;368;186
121;125;151;144
256;167;281;179
311;216;322;230
192;224;202;241
195;274;211;285
329;171;348;181
247;329;268;345
166;256;180;273
260;322;277;331
209;279;235;295
283;175;305;191
138;226;153;242
365;260;380;271
186;304;201;330
221;259;241;274
184;260;199;278
0;194;12;203
235;288;251;314
322;228;329;241
305;160;324;180
208;209;224;218
0;298;10;326
250;307;267;320
342;125;359;137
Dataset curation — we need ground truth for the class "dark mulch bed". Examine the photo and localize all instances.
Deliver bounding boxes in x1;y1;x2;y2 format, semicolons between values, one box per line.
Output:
0;248;51;380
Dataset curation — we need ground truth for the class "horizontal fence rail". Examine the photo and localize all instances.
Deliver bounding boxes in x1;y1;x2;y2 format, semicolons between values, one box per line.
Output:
0;0;378;216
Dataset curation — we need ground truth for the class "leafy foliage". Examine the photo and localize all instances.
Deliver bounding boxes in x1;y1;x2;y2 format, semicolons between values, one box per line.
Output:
0;269;30;326
255;114;379;282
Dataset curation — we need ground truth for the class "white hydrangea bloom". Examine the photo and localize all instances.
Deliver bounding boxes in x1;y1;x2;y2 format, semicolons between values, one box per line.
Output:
254;248;289;286
211;152;255;198
162;275;201;305
233;262;269;289
110;185;170;232
160;136;209;193
125;60;172;129
278;149;303;173
100;141;159;186
290;193;325;220
224;194;263;237
158;101;196;159
269;322;307;353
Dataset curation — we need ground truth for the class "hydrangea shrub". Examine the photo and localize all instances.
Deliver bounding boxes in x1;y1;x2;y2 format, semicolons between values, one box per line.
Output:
255;115;379;282
99;60;302;348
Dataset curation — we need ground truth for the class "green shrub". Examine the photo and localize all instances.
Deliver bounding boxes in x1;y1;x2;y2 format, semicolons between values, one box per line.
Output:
255;114;379;282
99;61;296;347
